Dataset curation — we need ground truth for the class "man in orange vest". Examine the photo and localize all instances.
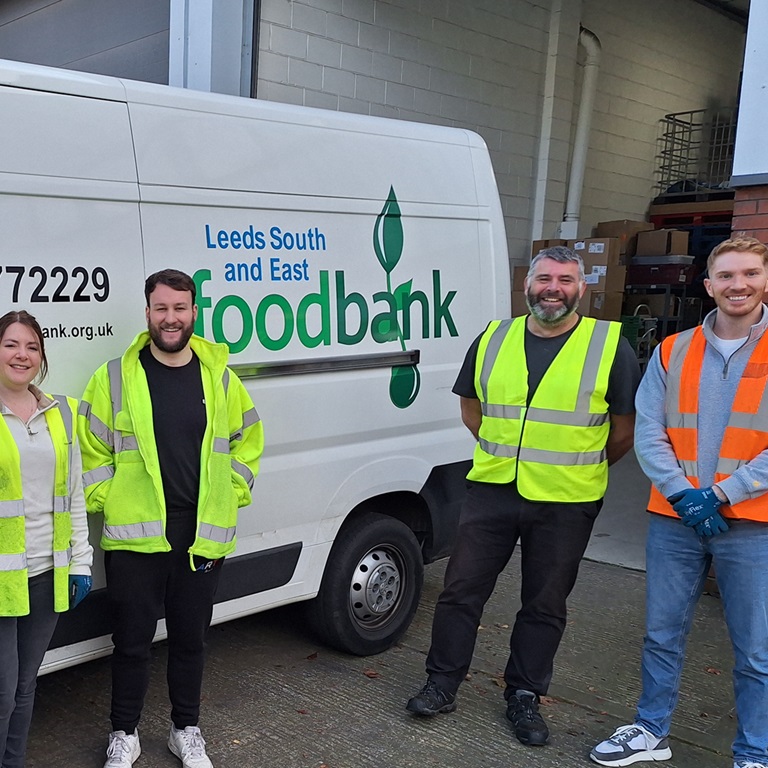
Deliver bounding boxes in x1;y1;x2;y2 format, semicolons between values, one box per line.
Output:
591;237;768;768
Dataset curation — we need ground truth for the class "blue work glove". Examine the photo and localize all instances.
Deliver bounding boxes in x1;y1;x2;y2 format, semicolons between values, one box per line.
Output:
68;574;92;609
667;488;729;537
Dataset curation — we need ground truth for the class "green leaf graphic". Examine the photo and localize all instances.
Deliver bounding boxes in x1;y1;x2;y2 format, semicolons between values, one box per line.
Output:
389;364;421;409
373;186;403;274
392;279;413;312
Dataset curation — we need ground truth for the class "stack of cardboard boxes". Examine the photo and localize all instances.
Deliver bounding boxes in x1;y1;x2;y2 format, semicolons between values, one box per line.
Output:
513;221;662;321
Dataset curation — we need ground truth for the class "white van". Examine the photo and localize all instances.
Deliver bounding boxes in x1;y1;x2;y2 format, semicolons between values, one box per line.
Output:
0;58;510;672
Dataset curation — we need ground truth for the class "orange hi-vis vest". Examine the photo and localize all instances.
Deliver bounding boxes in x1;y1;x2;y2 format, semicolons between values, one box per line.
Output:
648;325;768;522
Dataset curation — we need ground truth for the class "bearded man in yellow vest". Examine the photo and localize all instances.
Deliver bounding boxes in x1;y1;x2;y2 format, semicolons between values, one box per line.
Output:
407;246;640;747
591;237;768;768
78;269;263;768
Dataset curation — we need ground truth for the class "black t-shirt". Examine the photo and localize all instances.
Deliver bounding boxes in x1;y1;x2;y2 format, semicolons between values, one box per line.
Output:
139;346;207;513
452;317;640;413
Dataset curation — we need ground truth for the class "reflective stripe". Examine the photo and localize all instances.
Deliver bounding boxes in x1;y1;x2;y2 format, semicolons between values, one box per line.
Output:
717;457;743;474
0;553;27;571
83;465;115;486
103;520;163;540
478;438;516;458
482;403;608;426
81;402;114;449
576;321;611;411
518;446;606;465
0;500;24;517
667;412;697;430
482;403;523;419
231;458;255;489
108;357;123;412
478;439;606;465
120;435;139;451
729;411;768;431
51;395;73;441
213;437;230;454
223;368;230;394
53;495;71;513
53;548;72;567
526;406;608;427
241;407;261;428
680;459;697;476
478;320;513;400
199;522;236;544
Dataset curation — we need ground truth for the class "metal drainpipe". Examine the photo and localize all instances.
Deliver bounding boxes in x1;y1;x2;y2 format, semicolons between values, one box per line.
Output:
561;26;601;238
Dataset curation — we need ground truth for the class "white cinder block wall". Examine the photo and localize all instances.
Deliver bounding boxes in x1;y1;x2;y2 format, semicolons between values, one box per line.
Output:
259;0;553;263
577;0;745;235
259;0;744;263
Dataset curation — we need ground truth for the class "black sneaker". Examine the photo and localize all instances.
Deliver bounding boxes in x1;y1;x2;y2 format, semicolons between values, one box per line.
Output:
406;680;457;716
506;690;549;746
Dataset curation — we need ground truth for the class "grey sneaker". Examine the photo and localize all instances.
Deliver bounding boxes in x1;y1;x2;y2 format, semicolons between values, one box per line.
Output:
590;724;672;766
168;726;213;768
104;730;141;768
405;680;457;716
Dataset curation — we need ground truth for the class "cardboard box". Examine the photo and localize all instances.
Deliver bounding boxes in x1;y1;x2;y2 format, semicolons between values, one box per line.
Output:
567;237;622;266
531;239;566;258
635;229;689;257
583;262;627;293
512;265;528;292
595;220;655;256
511;291;528;316
582;290;623;321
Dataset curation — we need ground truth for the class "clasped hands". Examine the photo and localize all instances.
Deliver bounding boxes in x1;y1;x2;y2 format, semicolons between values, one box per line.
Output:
666;487;730;537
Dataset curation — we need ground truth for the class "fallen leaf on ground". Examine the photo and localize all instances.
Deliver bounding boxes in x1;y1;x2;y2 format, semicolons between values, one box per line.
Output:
363;669;381;678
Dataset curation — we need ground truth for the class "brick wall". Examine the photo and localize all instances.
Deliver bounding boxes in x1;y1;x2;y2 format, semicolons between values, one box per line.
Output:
731;186;768;244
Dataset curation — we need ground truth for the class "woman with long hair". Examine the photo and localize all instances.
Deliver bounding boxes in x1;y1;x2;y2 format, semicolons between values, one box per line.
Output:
0;309;93;767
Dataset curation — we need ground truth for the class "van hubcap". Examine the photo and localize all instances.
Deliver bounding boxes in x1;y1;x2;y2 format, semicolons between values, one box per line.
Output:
349;546;403;627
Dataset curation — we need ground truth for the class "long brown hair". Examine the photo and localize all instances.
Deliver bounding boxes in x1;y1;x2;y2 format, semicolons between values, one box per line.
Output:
0;310;48;382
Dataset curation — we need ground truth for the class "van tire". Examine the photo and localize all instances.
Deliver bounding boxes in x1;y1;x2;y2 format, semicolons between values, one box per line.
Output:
306;512;424;656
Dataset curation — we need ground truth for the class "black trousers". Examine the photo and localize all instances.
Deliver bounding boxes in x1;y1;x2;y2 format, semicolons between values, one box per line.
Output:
426;480;600;698
105;511;222;733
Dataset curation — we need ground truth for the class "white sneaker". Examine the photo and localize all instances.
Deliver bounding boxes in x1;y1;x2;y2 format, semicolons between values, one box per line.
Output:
734;762;768;768
168;725;214;768
104;730;141;768
590;724;672;766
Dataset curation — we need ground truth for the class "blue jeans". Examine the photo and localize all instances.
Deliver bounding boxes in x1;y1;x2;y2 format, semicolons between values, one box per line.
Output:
636;514;768;764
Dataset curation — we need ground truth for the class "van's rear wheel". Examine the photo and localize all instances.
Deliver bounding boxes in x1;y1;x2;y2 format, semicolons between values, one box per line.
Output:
306;512;424;656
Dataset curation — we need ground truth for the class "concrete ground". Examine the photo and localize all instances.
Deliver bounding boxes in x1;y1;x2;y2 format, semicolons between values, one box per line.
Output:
26;452;738;768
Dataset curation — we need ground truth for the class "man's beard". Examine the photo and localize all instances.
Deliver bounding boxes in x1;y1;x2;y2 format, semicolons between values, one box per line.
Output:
148;320;194;353
526;289;579;327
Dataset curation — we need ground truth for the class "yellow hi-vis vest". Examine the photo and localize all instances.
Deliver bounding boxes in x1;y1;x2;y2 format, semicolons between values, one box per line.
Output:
0;395;77;616
468;316;621;502
78;333;263;568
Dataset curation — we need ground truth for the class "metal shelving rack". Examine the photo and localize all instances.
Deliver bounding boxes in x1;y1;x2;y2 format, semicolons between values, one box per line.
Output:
655;107;737;200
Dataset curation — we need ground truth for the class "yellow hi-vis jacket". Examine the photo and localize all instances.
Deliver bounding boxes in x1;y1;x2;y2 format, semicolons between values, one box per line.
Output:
0;394;78;616
77;332;263;569
468;316;621;502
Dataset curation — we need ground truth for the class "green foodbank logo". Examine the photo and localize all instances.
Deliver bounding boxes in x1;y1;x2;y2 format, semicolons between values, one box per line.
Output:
374;187;420;408
194;187;457;409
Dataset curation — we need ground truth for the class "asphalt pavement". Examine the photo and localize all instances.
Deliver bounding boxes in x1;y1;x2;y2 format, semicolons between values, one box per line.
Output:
26;453;737;768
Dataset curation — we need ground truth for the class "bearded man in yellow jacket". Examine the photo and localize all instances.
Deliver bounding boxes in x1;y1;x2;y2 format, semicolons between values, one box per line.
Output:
78;269;263;768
